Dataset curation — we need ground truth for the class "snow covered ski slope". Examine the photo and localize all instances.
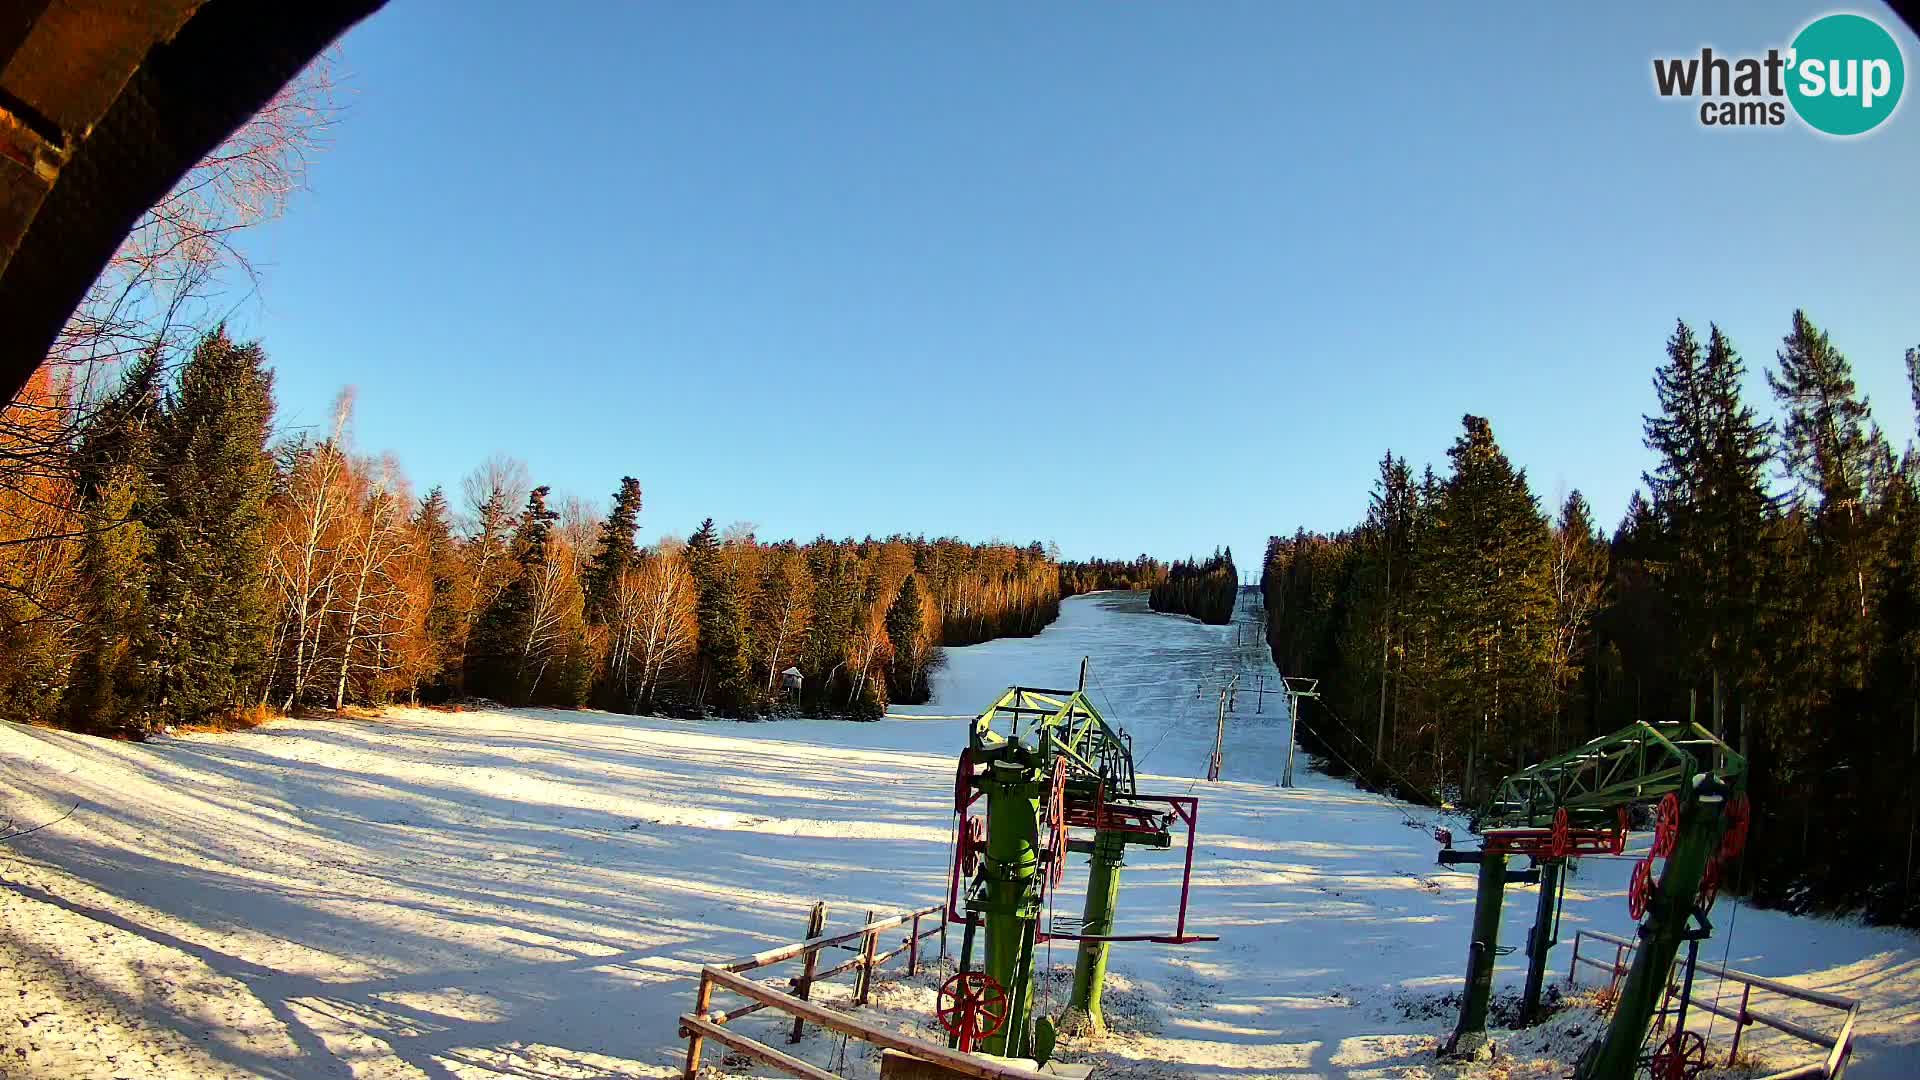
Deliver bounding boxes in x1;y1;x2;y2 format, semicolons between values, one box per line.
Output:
0;591;1915;1078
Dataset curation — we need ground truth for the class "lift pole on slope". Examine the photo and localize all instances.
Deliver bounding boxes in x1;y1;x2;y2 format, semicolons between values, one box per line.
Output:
1278;677;1319;788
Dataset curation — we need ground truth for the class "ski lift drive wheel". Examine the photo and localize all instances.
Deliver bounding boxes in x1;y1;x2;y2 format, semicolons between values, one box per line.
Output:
1611;806;1630;855
1652;792;1681;859
1721;792;1751;861
1628;856;1656;921
1696;856;1721;913
960;815;987;876
954;747;975;813
1550;806;1570;859
1648;1028;1707;1080
936;970;1009;1053
1043;758;1069;889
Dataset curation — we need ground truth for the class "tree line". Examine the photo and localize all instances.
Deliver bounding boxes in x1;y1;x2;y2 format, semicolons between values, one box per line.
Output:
1149;548;1239;624
1262;311;1920;923
1058;555;1169;596
0;331;1066;735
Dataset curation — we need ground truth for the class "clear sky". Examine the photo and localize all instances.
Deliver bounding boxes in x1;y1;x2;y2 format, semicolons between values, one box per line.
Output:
237;2;1920;569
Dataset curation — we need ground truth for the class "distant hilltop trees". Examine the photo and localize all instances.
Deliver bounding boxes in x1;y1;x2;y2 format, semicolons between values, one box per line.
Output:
1149;548;1238;625
1058;555;1169;596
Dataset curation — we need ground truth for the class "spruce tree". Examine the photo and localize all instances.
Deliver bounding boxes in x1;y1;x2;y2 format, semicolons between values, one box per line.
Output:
886;573;928;703
1643;321;1774;720
686;518;751;714
65;354;163;734
144;329;277;724
468;486;557;704
1426;414;1554;795
413;486;463;699
582;476;643;625
1769;310;1880;682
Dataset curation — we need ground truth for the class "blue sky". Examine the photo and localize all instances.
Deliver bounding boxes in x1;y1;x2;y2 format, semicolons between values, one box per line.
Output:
238;3;1920;569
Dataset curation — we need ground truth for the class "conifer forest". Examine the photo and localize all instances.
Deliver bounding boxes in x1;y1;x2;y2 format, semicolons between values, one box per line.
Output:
1;338;1068;732
1263;315;1920;924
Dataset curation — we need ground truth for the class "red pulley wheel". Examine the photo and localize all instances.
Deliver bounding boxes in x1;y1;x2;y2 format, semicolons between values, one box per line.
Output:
954;748;975;813
1652;792;1681;859
1649;1028;1707;1080
936;970;1009;1053
1721;792;1751;861
959;815;987;876
1043;759;1069;889
1612;806;1630;855
1696;856;1721;913
1550;806;1571;859
1628;856;1656;921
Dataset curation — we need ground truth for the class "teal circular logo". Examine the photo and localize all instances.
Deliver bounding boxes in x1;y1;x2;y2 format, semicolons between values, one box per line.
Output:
1788;13;1905;136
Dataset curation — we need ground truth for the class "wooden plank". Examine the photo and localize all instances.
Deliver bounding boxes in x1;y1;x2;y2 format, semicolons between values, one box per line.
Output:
679;1014;839;1080
707;999;777;1026
703;967;1055;1080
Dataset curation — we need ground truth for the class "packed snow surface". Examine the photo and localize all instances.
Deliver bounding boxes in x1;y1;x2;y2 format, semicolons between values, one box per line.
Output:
0;592;1914;1078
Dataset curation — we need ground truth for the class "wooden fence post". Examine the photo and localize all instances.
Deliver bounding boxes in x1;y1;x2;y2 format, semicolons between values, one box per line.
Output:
788;901;829;1044
684;970;715;1079
854;908;878;1006
908;912;922;976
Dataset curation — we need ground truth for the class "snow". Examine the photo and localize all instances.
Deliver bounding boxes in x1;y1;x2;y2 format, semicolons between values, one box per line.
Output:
0;590;1913;1079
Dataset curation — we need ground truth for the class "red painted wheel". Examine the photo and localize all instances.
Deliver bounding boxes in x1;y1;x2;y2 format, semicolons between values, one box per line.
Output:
1043;759;1069;889
1648;1028;1707;1080
1721;792;1751;861
1696;857;1721;913
936;971;1009;1053
1612;806;1630;855
1628;856;1656;921
1652;793;1681;859
954;748;975;813
960;815;987;876
1550;807;1571;859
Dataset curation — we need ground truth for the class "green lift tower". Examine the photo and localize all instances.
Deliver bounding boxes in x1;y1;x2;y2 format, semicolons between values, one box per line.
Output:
1437;720;1750;1080
940;671;1214;1060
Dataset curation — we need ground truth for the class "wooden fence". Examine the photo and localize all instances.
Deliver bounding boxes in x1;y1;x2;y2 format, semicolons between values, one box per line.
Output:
1568;928;1861;1080
679;902;1055;1080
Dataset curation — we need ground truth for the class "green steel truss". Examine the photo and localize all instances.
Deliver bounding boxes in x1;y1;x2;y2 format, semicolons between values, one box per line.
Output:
969;685;1136;799
1485;720;1747;829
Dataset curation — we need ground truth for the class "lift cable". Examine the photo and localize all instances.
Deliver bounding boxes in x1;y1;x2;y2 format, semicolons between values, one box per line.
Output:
1308;698;1445;810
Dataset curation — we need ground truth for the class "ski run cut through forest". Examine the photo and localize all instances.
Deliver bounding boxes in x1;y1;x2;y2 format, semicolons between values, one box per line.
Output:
0;593;1915;1080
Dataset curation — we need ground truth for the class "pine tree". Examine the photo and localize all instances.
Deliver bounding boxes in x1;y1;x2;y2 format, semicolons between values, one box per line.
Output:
144;329;277;724
685;517;753;714
582;476;642;625
468;486;558;704
1643;321;1775;726
1425;415;1554;796
1769;310;1880;681
886;572;931;703
413;486;463;698
65;355;162;734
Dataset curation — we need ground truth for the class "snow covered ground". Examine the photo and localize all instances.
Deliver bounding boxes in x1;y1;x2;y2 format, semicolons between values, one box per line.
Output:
0;591;1914;1079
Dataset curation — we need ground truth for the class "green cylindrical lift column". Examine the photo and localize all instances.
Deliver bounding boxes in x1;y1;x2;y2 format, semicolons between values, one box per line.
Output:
980;758;1041;1057
1447;849;1509;1055
1520;859;1563;1026
1061;829;1127;1034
